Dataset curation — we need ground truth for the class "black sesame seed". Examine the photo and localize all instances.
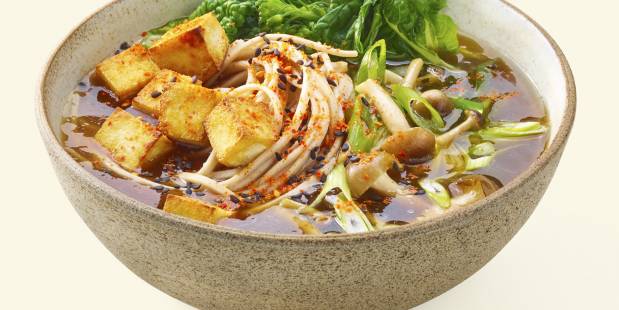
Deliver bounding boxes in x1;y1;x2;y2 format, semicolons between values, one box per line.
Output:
289;74;298;79
288;176;300;185
160;176;171;182
279;74;287;83
316;156;325;162
259;32;267;37
297;44;305;50
78;82;87;87
255;48;262;57
335;130;345;137
151;90;162;98
349;155;360;163
196;192;206;197
120;42;130;50
361;96;370;107
162;188;170;194
275;152;282;161
191;183;201;190
240;193;250;198
114;50;121;55
185;189;193;195
273;49;280;57
170;76;178;83
153;185;164;191
297;60;305;66
327;78;337;87
277;68;285;74
310;147;319;160
415;189;426;195
327;188;341;196
341;143;350;152
191;76;198;84
264;37;271;44
230;195;240;204
278;82;287;90
290;84;298;92
320;174;328;183
173;185;181;189
248;58;253;64
154;178;162;183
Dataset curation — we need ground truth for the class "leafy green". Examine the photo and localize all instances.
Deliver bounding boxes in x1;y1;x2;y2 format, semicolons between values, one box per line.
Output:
392;84;445;133
308;165;374;233
356;0;459;67
469;142;495;157
479;122;548;140
257;0;328;39
141;0;259;47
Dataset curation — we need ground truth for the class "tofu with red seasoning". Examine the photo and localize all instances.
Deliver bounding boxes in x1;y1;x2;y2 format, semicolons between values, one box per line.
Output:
163;195;232;224
206;96;279;167
95;44;159;101
132;69;200;117
149;13;228;81
158;83;222;147
94;108;174;170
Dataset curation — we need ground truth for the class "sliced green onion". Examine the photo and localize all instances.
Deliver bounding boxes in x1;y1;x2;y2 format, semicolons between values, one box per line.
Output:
465;155;495;171
307;165;374;233
392;84;445;133
479;122;547;140
347;97;388;153
355;39;387;85
419;179;451;209
451;97;485;114
469;142;496;157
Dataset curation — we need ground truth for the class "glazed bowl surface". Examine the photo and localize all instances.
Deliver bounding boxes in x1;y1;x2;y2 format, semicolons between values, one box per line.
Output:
37;0;575;309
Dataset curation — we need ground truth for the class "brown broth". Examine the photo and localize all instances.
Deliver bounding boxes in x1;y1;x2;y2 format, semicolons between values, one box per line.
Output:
61;35;548;235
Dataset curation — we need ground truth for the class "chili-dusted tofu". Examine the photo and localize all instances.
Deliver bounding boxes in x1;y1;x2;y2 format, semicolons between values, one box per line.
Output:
95;108;174;170
206;96;279;167
149;13;228;81
158;83;222;147
132;69;200;117
163;195;232;224
95;44;159;101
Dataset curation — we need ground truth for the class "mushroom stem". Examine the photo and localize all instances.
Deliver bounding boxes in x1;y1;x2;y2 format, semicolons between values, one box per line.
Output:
370;173;402;196
356;79;410;133
402;58;424;89
436;111;482;148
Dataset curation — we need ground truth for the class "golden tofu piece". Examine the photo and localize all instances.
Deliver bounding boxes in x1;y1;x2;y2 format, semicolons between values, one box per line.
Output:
95;44;159;100
132;69;200;117
95;108;174;170
158;83;222;146
149;13;229;81
163;195;232;224
206;96;279;167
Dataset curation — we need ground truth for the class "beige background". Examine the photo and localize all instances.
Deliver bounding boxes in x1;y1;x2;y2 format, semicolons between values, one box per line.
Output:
0;0;617;309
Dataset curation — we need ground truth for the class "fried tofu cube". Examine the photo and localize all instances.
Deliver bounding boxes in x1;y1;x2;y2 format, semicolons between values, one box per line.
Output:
95;44;159;100
95;108;174;170
149;13;229;81
158;83;222;146
206;96;279;167
132;69;200;117
163;195;232;224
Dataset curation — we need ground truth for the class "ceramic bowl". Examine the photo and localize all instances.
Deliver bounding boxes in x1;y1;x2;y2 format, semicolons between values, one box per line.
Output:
37;0;575;309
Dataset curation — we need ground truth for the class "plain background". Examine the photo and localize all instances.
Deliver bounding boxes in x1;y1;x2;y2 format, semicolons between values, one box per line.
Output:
0;0;617;309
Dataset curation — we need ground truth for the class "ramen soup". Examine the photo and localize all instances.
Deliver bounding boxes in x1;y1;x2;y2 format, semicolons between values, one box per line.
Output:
61;2;548;235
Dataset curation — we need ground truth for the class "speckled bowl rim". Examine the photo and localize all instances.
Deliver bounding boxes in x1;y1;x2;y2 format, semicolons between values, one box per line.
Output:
36;0;576;244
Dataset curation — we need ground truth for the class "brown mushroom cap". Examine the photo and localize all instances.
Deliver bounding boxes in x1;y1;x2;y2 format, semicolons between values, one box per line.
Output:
381;127;436;164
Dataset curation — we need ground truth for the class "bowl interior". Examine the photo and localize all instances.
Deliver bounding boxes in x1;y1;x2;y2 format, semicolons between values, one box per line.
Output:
39;0;574;238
